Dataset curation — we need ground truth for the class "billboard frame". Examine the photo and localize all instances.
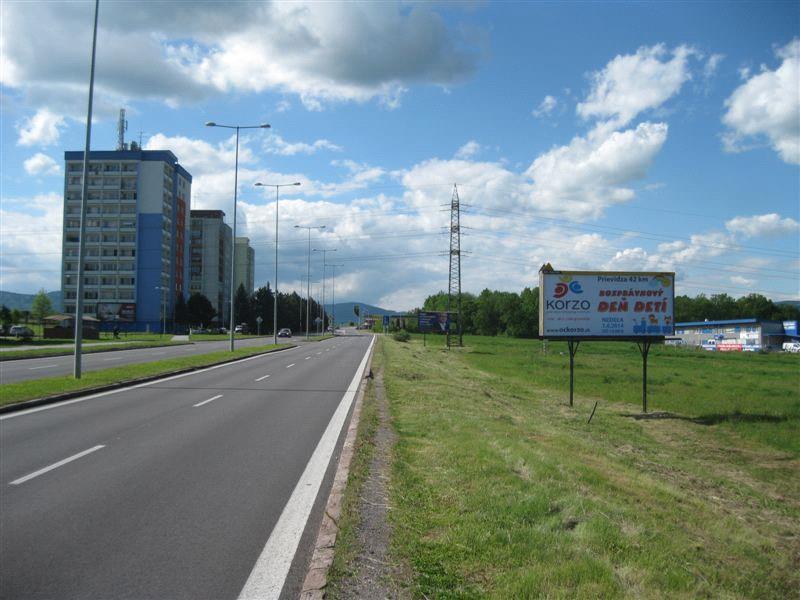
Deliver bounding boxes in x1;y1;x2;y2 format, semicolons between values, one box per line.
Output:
538;265;676;412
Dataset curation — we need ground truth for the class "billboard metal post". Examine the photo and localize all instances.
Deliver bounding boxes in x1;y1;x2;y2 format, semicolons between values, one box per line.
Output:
637;340;652;413
567;340;580;407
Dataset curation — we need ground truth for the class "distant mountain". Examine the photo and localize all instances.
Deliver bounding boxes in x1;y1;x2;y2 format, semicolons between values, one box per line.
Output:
776;300;800;311
0;290;63;312
330;302;404;325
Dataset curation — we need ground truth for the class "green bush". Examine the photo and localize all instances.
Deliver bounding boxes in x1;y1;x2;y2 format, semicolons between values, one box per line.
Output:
393;330;411;342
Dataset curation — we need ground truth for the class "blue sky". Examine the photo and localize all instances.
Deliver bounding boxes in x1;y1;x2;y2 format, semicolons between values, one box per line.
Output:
1;1;798;310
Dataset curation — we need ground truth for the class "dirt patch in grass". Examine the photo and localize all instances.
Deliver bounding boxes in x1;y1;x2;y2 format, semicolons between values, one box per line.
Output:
332;364;411;599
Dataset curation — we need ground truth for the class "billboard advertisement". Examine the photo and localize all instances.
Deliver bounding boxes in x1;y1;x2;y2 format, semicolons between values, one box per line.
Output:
783;320;798;337
539;269;674;339
418;311;451;333
97;303;136;322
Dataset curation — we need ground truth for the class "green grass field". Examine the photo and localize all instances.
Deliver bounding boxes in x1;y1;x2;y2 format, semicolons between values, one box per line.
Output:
380;334;799;598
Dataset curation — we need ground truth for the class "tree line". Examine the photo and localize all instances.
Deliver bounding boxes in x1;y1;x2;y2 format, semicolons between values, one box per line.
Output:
174;283;329;334
407;289;800;339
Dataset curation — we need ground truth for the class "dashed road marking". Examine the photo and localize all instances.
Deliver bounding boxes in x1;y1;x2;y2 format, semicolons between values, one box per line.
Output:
286;363;295;369
10;445;105;486
255;374;271;382
193;394;223;408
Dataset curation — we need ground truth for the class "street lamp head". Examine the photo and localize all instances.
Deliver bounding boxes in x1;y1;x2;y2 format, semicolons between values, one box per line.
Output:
260;124;271;128
205;121;216;127
293;182;301;186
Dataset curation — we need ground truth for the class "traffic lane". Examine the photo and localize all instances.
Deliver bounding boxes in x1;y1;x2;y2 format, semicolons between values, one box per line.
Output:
150;335;368;393
0;342;321;482
1;387;345;599
1;338;371;599
0;336;300;384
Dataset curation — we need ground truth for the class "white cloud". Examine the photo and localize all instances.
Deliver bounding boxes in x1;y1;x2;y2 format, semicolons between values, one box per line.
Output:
525;121;669;218
144;132;258;176
454;140;481;159
264;133;342;156
731;275;755;287
725;213;800;238
532;95;557;117
23;153;61;176
16;109;66;146
704;53;724;79
0;193;63;293
577;44;696;127
723;39;800;164
1;2;480;117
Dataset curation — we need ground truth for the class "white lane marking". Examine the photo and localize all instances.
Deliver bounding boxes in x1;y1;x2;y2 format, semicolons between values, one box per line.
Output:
193;394;223;408
315;352;322;356
286;363;295;369
10;445;105;486
305;356;311;360
102;357;123;362
29;364;59;370
1;345;305;421
325;348;330;352
238;335;375;600
255;374;271;382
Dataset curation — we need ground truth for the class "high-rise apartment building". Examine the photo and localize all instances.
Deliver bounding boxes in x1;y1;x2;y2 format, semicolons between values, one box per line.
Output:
234;237;255;294
61;150;192;331
189;210;231;323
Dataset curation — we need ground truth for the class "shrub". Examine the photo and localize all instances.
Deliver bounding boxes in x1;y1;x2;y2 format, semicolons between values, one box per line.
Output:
393;330;411;342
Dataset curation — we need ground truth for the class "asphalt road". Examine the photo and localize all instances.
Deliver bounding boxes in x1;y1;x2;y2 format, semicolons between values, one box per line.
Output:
0;336;298;384
0;333;374;600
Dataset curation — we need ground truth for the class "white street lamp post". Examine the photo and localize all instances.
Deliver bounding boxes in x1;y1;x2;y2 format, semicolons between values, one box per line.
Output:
295;224;325;339
73;0;100;380
313;248;336;333
328;264;344;336
255;182;301;344
205;121;270;351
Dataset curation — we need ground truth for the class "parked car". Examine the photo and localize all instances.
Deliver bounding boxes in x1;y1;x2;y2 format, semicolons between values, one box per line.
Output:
234;324;250;334
278;328;292;338
9;325;34;339
782;341;800;353
190;328;210;335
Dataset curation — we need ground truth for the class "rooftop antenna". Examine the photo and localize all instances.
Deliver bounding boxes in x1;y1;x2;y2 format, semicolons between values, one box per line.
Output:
116;108;127;150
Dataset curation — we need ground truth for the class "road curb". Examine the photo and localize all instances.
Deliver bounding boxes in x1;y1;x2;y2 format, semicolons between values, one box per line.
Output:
0;345;296;415
300;338;376;599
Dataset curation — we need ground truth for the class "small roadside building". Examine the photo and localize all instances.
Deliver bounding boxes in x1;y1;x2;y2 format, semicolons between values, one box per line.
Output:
673;318;788;351
43;314;100;340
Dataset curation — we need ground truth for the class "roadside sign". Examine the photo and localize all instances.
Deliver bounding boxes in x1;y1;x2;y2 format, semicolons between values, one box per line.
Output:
382;315;390;330
418;311;450;333
539;269;674;339
256;316;263;324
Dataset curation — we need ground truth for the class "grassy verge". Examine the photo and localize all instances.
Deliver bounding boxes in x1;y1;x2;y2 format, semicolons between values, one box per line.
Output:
383;335;799;598
326;349;382;596
0;340;187;361
0;343;286;407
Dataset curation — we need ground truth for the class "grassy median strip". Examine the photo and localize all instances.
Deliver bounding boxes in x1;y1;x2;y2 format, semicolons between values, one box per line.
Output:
0;340;188;361
0;343;285;407
383;335;799;598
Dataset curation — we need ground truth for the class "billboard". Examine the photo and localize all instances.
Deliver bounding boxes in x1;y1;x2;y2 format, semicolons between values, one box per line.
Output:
539;269;674;339
783;321;798;337
418;311;450;333
97;303;136;322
